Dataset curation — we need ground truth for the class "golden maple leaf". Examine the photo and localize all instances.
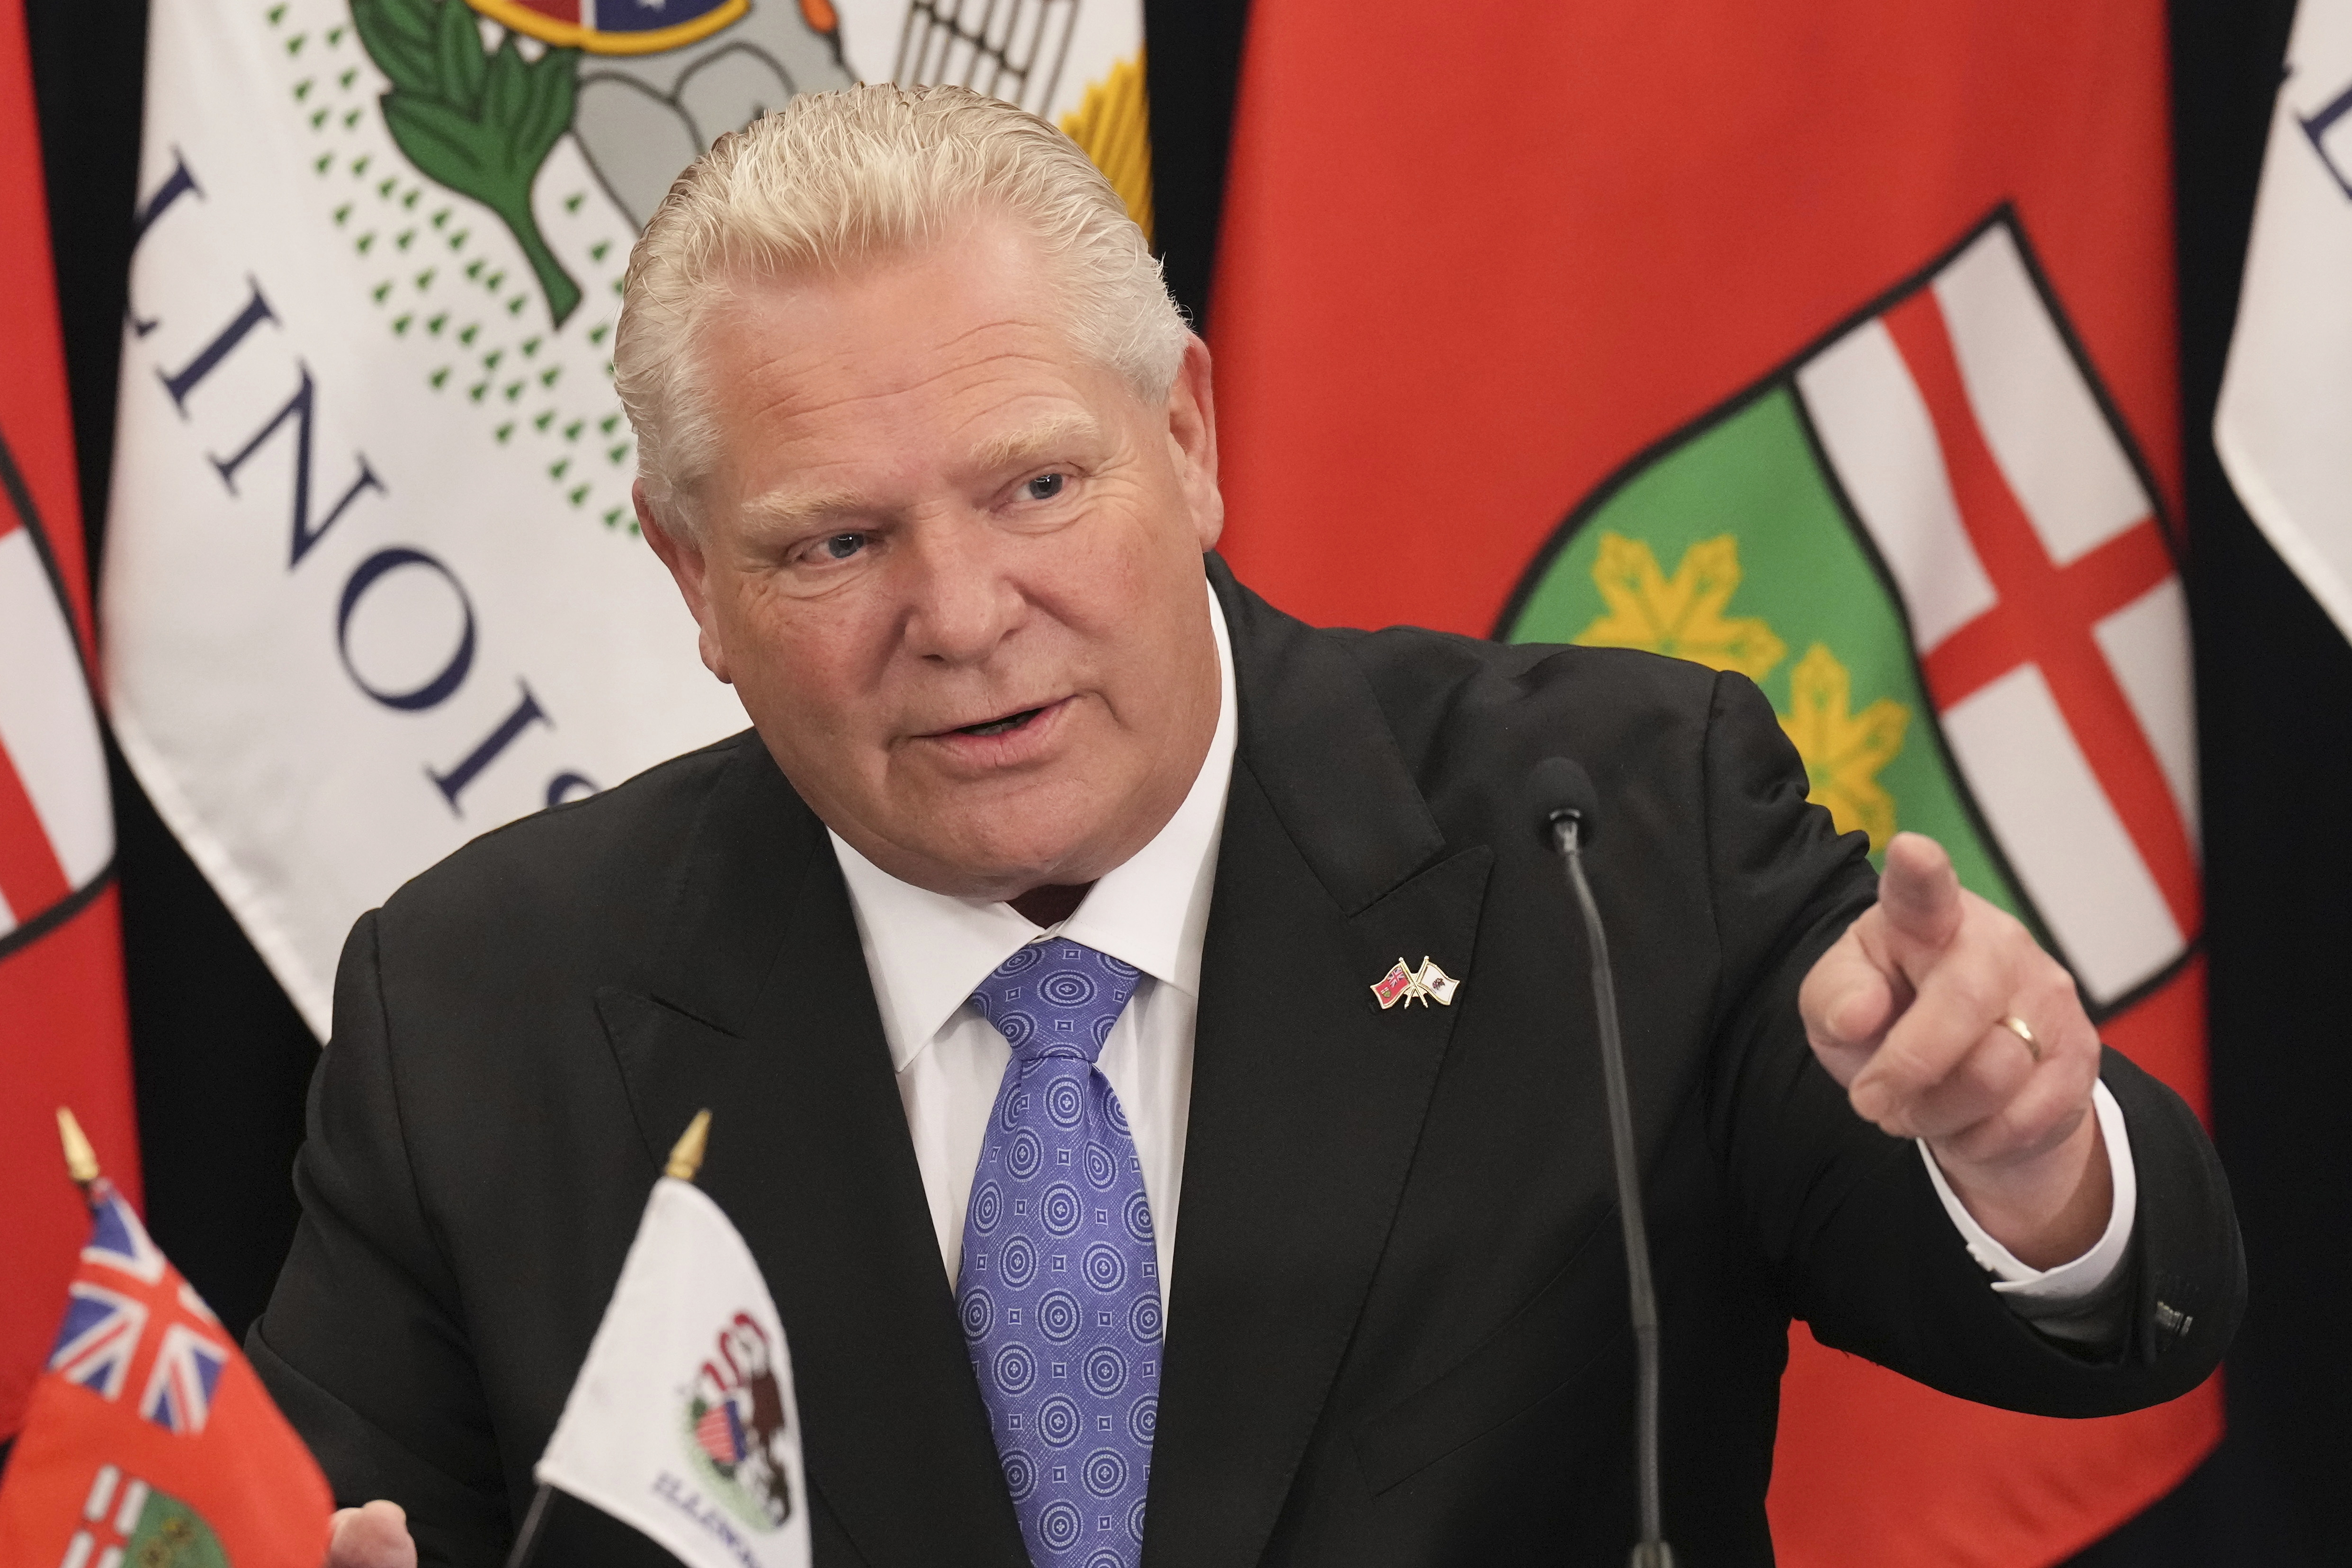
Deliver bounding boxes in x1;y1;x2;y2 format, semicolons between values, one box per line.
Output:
1778;643;1909;851
1574;533;1788;681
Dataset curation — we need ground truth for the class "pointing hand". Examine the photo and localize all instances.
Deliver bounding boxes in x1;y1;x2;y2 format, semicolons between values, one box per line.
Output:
1799;833;2111;1268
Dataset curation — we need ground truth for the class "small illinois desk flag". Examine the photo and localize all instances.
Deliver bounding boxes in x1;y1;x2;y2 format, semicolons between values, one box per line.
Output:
529;1111;811;1568
0;1111;333;1568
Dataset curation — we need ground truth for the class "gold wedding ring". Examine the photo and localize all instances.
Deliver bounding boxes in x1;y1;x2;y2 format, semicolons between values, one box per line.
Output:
1997;1013;2042;1063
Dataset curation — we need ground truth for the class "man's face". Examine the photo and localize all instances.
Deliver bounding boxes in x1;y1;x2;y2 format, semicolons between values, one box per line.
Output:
638;215;1225;902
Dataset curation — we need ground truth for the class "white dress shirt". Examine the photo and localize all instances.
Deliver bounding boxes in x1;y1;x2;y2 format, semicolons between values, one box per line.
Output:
831;592;2136;1323
832;591;1237;1291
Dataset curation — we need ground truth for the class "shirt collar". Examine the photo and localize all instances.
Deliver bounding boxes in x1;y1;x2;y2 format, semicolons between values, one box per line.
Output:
831;589;1238;1074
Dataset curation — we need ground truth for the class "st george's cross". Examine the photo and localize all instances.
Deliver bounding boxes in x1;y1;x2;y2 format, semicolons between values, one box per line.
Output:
45;1181;231;1435
0;473;112;955
1509;214;2201;1018
1792;219;2200;1010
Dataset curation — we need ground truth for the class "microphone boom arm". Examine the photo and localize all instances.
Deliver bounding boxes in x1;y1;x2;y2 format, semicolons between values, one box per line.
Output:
1550;813;1674;1568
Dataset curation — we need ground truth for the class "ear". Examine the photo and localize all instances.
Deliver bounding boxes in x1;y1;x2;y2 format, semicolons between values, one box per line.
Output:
1164;335;1224;552
635;481;734;686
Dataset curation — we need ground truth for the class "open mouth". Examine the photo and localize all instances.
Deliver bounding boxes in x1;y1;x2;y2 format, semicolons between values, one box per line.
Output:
953;706;1049;738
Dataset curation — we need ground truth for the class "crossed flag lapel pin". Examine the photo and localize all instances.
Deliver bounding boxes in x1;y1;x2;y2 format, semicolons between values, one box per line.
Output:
1372;957;1460;1010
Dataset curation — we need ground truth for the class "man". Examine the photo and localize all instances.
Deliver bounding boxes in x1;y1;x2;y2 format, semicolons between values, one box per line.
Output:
268;85;2242;1568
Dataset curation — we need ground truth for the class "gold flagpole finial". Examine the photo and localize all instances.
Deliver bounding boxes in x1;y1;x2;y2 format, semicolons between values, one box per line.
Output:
665;1109;712;1182
56;1108;101;1188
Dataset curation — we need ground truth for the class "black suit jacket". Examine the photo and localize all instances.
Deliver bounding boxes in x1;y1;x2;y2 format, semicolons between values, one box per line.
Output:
253;557;2242;1567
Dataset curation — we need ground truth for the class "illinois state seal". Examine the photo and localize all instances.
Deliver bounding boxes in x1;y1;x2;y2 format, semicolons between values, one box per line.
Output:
351;0;851;329
683;1312;796;1532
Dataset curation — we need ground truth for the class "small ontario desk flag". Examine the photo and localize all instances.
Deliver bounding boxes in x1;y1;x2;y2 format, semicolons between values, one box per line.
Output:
526;1111;812;1568
0;1111;333;1568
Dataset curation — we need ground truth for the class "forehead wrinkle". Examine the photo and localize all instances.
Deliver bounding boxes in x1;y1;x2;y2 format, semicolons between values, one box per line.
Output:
742;407;1108;530
734;378;1095;520
933;307;1071;358
714;286;1111;529
736;333;1069;432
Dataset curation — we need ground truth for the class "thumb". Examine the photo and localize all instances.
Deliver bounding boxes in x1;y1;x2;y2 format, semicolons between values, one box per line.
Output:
327;1502;415;1568
1877;833;1962;962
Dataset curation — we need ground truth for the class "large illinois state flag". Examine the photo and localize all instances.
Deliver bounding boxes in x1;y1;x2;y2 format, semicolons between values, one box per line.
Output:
105;0;1148;1035
0;0;142;1445
1212;3;2206;1564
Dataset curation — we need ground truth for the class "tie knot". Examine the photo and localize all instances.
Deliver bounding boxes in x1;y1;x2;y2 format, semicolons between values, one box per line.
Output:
968;940;1143;1063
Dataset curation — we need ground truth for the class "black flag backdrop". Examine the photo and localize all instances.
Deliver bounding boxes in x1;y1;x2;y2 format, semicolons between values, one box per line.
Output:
18;1;2347;1561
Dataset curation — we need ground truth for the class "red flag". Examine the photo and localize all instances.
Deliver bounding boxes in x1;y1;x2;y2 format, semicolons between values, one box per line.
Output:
0;1170;334;1567
1212;3;2211;1563
0;0;143;1443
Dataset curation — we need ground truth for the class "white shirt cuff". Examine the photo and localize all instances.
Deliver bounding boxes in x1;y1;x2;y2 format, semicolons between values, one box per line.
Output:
1917;1078;2136;1306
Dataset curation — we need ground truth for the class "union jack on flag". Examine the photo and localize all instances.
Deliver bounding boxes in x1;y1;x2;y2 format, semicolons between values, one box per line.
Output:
0;1173;335;1568
43;1183;229;1435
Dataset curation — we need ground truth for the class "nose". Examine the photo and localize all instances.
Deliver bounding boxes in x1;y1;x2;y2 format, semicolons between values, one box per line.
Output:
899;513;1024;666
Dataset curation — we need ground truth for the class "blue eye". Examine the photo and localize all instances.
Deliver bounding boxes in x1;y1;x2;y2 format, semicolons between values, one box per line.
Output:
1025;473;1066;502
821;533;865;560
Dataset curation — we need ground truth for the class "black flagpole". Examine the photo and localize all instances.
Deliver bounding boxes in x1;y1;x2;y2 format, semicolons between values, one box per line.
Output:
502;1482;554;1568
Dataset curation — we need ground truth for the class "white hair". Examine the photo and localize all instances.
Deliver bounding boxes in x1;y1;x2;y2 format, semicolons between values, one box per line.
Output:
615;83;1190;532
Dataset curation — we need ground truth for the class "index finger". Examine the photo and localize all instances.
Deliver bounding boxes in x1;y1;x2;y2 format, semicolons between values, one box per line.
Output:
1877;833;1963;969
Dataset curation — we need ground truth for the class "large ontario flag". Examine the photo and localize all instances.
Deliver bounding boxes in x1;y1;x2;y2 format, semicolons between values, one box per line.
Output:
0;0;140;1447
1498;215;2208;1555
1211;1;2205;1561
104;0;1148;1035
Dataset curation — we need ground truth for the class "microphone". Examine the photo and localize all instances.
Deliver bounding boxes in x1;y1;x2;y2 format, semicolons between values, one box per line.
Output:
1528;758;1673;1568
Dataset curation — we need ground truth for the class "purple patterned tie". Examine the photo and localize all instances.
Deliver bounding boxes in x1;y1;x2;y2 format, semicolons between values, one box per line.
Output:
959;940;1161;1568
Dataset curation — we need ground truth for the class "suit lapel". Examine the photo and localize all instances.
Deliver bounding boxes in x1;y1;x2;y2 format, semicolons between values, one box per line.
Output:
596;740;1027;1568
1145;565;1495;1568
